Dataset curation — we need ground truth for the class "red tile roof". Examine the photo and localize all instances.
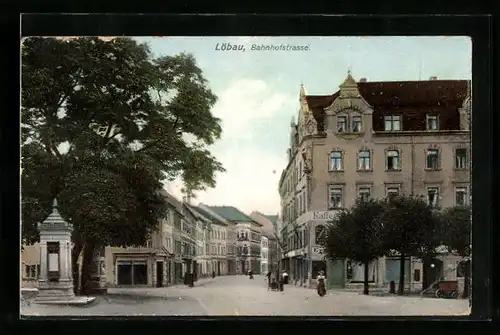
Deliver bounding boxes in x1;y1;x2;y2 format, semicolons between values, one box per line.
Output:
305;80;468;132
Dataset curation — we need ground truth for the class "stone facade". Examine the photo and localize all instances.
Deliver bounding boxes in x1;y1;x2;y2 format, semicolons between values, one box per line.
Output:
278;74;471;289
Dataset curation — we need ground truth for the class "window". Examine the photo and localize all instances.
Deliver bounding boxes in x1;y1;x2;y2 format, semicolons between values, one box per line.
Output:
455;187;468;206
386;187;400;198
330;151;343;171
455;148;467;169
384;115;401;131
328;186;343;209
352;116;362;132
427;187;439;207
358;187;371;202
315;225;327;245
426;149;439;169
302;191;306;212
298;194;302;214
426;115;439;130
358;150;371;170
386;150;400;171
337;116;347;132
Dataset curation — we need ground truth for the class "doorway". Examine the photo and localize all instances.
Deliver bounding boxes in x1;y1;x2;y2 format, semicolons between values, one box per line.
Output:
241;260;246;274
217;261;221;276
156;261;164;288
423;258;444;289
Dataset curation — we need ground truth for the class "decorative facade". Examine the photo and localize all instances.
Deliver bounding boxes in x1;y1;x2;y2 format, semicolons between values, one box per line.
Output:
278;74;471;289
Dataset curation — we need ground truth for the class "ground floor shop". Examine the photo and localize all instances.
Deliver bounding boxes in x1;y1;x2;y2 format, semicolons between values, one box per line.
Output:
105;248;170;287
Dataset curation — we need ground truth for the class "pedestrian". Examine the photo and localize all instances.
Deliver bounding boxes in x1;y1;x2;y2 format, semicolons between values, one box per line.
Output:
212;271;215;279
282;270;289;285
266;271;272;290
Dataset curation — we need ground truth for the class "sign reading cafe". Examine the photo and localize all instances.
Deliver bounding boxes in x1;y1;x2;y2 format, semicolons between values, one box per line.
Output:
312;211;340;221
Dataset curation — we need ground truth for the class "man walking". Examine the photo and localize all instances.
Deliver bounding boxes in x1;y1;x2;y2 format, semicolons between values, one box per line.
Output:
266;271;272;290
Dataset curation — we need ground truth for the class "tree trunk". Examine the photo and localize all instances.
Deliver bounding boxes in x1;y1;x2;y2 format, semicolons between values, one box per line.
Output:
79;239;96;295
363;262;370;295
71;242;83;295
398;254;405;295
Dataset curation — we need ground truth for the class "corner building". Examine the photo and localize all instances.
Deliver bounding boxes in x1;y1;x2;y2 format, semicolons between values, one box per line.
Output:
279;73;471;290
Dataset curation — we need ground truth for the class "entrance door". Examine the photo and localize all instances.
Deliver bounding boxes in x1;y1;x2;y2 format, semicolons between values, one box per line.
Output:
217;261;221;276
241;260;246;274
156;261;164;287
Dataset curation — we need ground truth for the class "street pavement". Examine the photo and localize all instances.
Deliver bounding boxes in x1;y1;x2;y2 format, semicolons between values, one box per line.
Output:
21;275;469;316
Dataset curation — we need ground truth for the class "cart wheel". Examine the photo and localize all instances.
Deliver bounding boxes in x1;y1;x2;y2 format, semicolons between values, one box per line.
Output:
435;290;443;299
451;291;459;299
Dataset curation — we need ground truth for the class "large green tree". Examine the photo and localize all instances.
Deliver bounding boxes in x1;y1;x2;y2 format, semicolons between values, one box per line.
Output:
21;37;224;294
440;206;471;298
324;198;386;295
379;195;440;295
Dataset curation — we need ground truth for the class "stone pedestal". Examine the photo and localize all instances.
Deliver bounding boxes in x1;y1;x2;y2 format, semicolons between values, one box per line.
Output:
34;199;96;305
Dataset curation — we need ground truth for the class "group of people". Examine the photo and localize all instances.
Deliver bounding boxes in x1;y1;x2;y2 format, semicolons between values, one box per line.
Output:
264;270;289;291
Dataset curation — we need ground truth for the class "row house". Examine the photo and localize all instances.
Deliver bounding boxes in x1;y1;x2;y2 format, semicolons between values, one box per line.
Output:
194;205;231;276
278;73;471;290
249;211;280;275
206;206;263;274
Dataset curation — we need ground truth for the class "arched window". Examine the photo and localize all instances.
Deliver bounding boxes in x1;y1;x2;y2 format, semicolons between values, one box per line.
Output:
315;225;326;245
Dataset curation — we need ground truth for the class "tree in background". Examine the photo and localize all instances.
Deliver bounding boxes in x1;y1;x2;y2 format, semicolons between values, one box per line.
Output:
440;206;471;298
21;37;225;294
324;198;386;295
379;195;440;295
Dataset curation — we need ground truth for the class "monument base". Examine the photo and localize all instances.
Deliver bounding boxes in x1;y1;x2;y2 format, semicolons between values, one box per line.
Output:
34;280;96;306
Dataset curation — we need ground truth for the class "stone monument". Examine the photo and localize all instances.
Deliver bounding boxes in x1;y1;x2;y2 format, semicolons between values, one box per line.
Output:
34;199;96;305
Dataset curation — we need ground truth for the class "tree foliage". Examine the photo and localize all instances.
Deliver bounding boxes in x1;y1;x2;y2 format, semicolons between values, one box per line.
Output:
440;205;471;298
325;198;386;294
379;195;440;294
21;37;225;293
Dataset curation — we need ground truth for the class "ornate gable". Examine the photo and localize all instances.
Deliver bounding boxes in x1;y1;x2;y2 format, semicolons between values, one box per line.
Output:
298;83;318;140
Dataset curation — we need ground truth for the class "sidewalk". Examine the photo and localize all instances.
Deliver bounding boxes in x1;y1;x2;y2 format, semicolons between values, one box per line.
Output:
106;276;216;298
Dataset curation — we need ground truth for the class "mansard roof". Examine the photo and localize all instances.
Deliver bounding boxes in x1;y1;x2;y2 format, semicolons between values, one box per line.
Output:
305;79;469;132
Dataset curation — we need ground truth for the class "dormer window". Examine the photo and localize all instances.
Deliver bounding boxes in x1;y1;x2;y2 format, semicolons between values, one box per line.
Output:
426;114;439;130
352;115;362;132
337;116;347;133
384;115;401;131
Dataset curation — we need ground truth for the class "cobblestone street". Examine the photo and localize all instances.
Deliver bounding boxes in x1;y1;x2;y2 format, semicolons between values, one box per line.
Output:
21;275;469;316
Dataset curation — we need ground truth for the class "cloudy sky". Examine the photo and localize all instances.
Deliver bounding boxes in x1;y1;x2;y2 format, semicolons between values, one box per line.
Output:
134;36;472;216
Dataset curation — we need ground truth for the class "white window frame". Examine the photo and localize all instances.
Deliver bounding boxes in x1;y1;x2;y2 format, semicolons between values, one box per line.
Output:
386;186;400;198
358;150;371;171
455;148;467;169
426;186;440;208
426;149;440;170
328;186;343;209
352;115;362;132
384;115;401;131
330;151;343;171
455;187;468;206
386;150;400;171
426;114;439;131
337;116;347;133
358;187;371;202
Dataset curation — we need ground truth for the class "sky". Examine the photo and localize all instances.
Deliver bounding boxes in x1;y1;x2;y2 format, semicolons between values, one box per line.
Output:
132;36;472;216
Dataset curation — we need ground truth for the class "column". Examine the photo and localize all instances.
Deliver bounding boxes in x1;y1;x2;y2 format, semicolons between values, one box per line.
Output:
39;242;47;281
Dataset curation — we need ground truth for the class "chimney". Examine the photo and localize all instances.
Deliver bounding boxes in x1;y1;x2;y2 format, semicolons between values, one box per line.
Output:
429;76;438;80
359;78;367;83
